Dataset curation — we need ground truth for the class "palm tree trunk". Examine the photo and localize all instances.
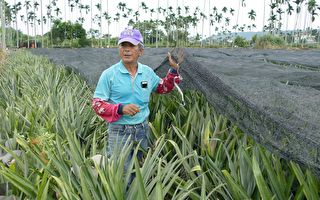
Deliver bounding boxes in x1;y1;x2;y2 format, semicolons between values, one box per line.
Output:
318;28;320;44
50;19;53;48
182;0;186;47
303;5;308;45
294;3;301;44
201;0;206;47
262;0;266;32
91;0;93;47
100;0;102;48
156;0;159;48
26;1;30;48
166;0;169;47
10;23;13;47
137;0;140;30
285;11;289;44
14;0;19;48
64;0;67;47
107;0;110;47
176;0;179;47
0;0;5;49
208;0;211;46
33;0;37;48
233;0;241;48
69;0;73;47
40;0;43;47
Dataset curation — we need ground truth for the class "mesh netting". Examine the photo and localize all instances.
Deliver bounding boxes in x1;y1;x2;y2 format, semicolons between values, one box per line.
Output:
156;48;320;176
31;48;320;176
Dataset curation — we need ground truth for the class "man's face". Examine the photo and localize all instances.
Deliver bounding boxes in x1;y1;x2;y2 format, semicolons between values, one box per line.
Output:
118;42;143;65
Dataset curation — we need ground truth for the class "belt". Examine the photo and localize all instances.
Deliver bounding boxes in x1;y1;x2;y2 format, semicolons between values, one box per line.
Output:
109;121;148;129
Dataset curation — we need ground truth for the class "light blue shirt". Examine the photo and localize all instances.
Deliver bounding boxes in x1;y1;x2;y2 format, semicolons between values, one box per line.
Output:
94;60;161;125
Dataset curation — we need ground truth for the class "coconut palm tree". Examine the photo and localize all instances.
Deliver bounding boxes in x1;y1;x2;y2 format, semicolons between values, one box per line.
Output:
6;3;14;47
89;0;94;47
248;9;256;20
133;10;140;24
236;0;246;34
268;2;277;34
285;0;294;43
67;0;74;22
262;0;266;31
24;0;32;48
77;0;83;18
141;2;148;14
83;4;89;15
103;12;111;47
207;0;212;45
13;1;22;48
46;4;53;47
156;0;160;48
176;5;182;47
192;6;200;46
27;10;36;45
276;7;284;34
113;12;121;43
307;0;318;39
53;7;61;18
140;2;148;44
247;9;256;33
95;2;102;47
293;0;303;43
39;0;44;47
210;6;217;36
32;0;39;48
200;11;207;47
182;6;191;46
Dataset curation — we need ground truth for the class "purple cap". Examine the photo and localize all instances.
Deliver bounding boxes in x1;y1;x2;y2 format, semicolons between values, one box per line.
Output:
118;28;143;46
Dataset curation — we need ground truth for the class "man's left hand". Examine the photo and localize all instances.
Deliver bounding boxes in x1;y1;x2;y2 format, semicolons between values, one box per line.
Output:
168;49;184;70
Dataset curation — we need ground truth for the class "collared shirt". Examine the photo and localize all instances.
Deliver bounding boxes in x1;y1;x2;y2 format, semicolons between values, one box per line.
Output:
94;60;161;125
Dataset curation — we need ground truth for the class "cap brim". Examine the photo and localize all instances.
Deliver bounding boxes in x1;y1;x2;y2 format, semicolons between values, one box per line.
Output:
118;38;140;45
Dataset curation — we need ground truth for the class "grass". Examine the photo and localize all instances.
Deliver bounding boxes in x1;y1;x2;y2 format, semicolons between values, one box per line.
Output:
0;50;319;199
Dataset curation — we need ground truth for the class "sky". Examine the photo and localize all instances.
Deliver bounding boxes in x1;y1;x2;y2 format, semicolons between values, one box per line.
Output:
5;0;320;38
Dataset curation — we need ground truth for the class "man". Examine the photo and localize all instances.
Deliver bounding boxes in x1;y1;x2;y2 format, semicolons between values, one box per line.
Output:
92;27;182;167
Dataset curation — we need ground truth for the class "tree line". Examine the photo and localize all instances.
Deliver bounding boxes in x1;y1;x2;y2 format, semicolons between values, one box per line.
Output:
1;0;320;49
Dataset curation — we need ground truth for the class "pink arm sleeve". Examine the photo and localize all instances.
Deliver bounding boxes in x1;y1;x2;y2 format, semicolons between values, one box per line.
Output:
92;98;122;123
156;71;181;94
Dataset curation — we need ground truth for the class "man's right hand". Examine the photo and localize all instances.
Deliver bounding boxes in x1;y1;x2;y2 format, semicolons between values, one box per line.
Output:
122;104;140;116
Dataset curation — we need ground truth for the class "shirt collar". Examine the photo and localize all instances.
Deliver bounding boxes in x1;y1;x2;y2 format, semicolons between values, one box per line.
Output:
119;60;143;74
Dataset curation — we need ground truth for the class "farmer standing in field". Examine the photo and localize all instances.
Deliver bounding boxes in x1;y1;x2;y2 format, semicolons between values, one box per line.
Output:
92;27;183;168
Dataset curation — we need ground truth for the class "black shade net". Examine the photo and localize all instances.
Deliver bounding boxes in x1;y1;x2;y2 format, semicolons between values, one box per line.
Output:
30;48;320;176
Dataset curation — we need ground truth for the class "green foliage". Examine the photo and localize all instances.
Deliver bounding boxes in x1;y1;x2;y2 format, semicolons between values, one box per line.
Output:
0;51;319;199
251;34;258;44
0;27;27;48
50;20;88;47
131;20;166;46
3;1;11;25
255;34;285;49
149;91;320;199
234;36;249;47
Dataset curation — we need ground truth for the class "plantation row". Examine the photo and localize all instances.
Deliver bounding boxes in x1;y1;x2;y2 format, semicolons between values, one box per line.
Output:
0;50;319;199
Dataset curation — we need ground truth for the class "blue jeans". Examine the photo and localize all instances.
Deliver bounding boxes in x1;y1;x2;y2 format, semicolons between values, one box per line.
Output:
107;120;149;170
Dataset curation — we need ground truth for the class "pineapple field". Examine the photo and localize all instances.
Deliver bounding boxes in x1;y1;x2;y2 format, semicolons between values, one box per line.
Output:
0;49;319;199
